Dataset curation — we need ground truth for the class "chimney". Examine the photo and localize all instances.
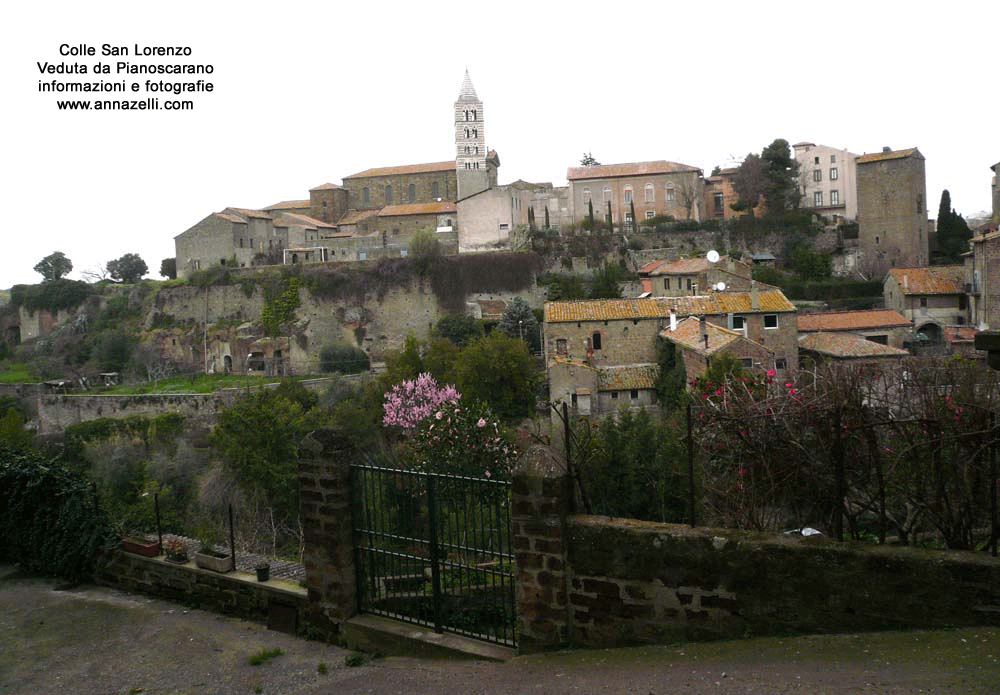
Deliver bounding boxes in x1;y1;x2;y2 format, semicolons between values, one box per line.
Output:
882;146;892;153
903;274;908;290
669;310;677;332
751;280;760;310
699;316;708;350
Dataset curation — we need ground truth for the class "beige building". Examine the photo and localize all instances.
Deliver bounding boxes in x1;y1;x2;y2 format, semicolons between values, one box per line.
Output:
566;160;704;230
794;142;859;221
456;180;569;252
856;147;929;269
638;257;753;296
883;266;967;342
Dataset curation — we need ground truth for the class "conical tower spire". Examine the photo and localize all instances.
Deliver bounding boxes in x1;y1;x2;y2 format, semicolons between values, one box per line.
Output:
457;69;478;102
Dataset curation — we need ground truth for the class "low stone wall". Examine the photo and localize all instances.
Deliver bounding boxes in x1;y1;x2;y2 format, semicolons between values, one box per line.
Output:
34;377;340;436
96;550;310;633
512;445;1000;653
566;517;1000;646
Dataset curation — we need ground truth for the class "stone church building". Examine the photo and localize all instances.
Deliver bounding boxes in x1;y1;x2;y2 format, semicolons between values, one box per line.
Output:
175;71;508;279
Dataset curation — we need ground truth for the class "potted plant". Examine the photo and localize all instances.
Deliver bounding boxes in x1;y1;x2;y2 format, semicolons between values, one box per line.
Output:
121;536;161;557
164;538;189;564
255;561;270;582
194;536;233;573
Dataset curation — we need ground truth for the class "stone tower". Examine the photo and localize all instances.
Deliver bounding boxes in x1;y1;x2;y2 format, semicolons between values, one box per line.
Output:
856;147;929;269
455;70;489;200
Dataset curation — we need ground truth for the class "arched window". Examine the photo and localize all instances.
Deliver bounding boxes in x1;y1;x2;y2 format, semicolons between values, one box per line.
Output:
471;110;477;121
603;186;612;202
385;184;392;204
472;128;478;138
591;332;602;350
623;186;633;204
408;183;416;203
666;186;676;202
432;181;440;198
644;183;654;203
465;128;470;138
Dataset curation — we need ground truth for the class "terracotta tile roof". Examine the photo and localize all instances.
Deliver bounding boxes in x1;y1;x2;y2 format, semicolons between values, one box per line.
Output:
856;147;922;164
597;364;659;391
660;317;744;356
274;212;336;229
544;290;796;323
215;212;247;224
944;326;978;343
638;259;670;275
337;209;380;225
264;200;311;211
379;201;457;217
649;258;712;275
799;332;910;359
797;309;911;332
345;161;455;179
567;160;700;181
309;182;342;191
224;207;272;220
887;266;964;295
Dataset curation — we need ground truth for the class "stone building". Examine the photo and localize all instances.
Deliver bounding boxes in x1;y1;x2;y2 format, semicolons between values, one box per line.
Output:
566;160;704;230
796;309;912;350
794;142;859;222
638;257;753;296
543;288;798;416
856;147;929;269
660;317;774;383
883;266;967;342
175;71;497;279
966;228;1000;330
546;360;659;417
798;332;910;366
456;180;568;253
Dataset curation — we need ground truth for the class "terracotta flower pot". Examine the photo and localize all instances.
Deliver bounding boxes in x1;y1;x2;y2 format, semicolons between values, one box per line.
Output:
122;537;161;557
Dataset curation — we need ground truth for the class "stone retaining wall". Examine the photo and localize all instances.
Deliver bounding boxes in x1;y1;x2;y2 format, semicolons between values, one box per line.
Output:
512;445;1000;653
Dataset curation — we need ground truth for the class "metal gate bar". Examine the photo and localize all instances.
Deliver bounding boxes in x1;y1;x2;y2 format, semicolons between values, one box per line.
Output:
351;463;516;647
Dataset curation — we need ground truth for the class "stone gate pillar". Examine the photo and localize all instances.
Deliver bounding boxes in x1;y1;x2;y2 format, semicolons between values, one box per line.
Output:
298;428;357;638
512;444;572;653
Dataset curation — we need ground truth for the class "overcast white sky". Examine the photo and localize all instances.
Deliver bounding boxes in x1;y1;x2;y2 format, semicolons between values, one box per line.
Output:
3;0;997;288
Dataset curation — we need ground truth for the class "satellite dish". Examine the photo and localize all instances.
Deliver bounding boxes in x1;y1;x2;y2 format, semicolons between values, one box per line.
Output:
706;249;720;263
715;282;727;291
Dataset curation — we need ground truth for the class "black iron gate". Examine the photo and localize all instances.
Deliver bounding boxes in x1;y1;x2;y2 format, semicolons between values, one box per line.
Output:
350;463;516;647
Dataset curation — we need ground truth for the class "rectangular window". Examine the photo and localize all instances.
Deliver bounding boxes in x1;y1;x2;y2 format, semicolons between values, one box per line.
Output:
664;278;670;290
830;190;840;205
556;339;567;356
741;358;753;369
831;154;837;163
814;156;820;164
920;297;927;308
645;210;655;219
629;389;639;399
432;181;440;198
611;391;619;400
713;192;724;215
814;191;823;206
775;358;787;370
813;169;822;182
830;167;838;180
686;278;692;290
764;314;778;329
732;315;745;331
499;223;509;230
591;332;602;350
644;185;654;203
666;188;675;201
624;188;633;204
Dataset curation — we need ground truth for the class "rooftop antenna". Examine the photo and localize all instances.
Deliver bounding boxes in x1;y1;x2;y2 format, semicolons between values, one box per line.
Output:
715;281;727;291
706;249;720;263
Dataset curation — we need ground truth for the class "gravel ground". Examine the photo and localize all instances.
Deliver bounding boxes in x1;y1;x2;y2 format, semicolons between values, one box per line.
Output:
2;564;999;695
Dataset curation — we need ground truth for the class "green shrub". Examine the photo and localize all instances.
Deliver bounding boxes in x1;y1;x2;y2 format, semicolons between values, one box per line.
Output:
319;343;370;374
10;279;92;313
0;451;117;580
248;647;283;666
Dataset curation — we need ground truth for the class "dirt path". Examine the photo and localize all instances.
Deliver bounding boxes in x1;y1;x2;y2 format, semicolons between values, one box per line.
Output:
2;565;998;694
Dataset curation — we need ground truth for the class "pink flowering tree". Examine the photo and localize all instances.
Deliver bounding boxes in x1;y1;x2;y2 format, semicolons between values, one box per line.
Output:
409;402;517;481
382;373;460;431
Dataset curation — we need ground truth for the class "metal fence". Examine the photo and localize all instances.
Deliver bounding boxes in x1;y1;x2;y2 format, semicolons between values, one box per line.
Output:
350;463;516;647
